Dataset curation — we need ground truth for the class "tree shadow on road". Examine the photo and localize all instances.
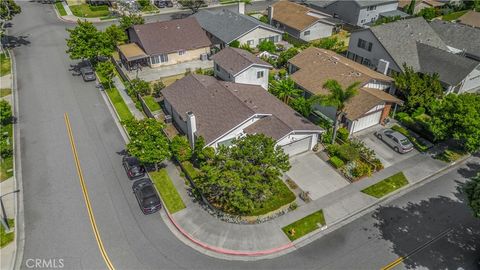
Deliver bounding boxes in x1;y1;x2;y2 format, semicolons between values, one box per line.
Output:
372;164;480;269
2;34;30;49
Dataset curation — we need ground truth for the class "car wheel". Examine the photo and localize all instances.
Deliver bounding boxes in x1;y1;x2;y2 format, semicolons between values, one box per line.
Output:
394;147;399;153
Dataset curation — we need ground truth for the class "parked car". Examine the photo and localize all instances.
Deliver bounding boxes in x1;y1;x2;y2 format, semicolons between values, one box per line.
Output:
132;178;162;215
154;0;166;8
375;129;414;153
80;66;96;82
122;156;146;179
165;0;173;7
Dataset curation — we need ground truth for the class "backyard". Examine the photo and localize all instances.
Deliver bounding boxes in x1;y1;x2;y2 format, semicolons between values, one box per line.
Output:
70;4;110;18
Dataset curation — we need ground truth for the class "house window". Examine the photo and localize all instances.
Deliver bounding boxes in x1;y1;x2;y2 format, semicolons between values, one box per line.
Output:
304;30;311;36
247;39;254;46
151;54;168;64
367;5;376;10
357;39;373;52
274;35;279;42
159;54;168;63
257;71;264;79
178;50;186;55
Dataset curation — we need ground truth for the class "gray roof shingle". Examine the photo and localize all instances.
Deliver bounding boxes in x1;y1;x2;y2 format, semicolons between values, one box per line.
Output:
211;47;272;76
430;20;480;59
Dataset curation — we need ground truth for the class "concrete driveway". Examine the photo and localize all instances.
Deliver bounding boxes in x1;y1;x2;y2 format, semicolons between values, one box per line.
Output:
286;152;349;200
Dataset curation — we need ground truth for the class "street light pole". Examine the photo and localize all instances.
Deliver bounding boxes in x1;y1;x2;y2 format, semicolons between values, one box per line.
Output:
0;189;20;231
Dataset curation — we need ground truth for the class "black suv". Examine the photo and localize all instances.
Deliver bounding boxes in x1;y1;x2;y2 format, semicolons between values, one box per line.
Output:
132;178;162;215
122;156;146;179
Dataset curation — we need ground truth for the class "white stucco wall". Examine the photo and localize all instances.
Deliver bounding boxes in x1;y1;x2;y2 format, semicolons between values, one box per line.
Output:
457;65;480;94
209;115;264;148
356;2;399;26
300;21;334;41
234;66;270;90
236;27;283;47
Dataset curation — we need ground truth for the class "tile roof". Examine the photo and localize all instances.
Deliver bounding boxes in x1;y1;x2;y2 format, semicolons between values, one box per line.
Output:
430;20;480;59
161;74;321;144
194;9;282;44
458;11;480;28
271;1;335;31
211;47;272;76
343;88;402;120
289;47;392;95
243;116;292;140
130;17;211;55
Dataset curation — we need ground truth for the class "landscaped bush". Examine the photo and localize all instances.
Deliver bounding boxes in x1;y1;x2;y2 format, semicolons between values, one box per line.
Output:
349;139;383;171
181;161;200;180
391;125;430;152
170;135;192;162
337;143;360;162
411;107;426;118
337;127;349;142
329;156;344;168
352;161;372;178
0;137;12;158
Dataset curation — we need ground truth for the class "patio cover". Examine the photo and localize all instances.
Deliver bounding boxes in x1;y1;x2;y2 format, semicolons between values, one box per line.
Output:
118;43;148;61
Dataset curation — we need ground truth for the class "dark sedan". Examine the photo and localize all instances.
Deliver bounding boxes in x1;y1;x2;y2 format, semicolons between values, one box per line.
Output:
132;178;162;215
122;156;146;179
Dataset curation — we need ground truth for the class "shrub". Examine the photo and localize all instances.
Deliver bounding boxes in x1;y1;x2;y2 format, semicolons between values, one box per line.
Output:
170;135;192;162
391;124;408;136
152;81;165;97
337;143;360;162
0;100;12;125
322;128;333;144
412;107;426;118
0;138;12;158
337;127;349;142
259;15;268;24
330;156;345;168
229;40;240;48
257;40;276;53
326;143;340;156
352;161;372;178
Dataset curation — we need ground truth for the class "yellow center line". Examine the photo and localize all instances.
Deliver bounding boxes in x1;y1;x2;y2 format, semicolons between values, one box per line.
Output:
64;113;115;270
381;257;404;270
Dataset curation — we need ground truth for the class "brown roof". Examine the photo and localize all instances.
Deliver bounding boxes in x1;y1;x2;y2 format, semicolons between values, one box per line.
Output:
398;0;444;8
117;43;147;61
211;47;272;76
161;74;321;145
459;11;480;28
271;1;332;31
343;88;402;120
244;116;292;140
289;47;393;95
129;17;211;56
362;88;403;105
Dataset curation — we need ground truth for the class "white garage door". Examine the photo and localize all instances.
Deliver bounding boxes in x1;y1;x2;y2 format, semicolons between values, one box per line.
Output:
352;110;382;133
282;136;312;156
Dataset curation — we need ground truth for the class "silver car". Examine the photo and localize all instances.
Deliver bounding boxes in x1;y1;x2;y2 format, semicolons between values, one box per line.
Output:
375;129;414;153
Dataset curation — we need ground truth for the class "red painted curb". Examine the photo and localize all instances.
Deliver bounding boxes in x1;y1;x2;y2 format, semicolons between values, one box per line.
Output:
165;211;294;256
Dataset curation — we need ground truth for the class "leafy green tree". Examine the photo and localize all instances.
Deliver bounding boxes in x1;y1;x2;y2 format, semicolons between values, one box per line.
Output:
259;15;268;23
96;61;115;88
126;78;150;97
196;134;290;214
170;135;192;162
257;39;276;53
290;97;314;117
417;7;437;20
312;36;345;53
123;118;170;170
465;173;480;218
429;93;480;152
239;43;254;53
152;81;165;98
373;15;402;26
0;99;11;125
0;0;21;21
406;0;416;14
229;40;240;48
105;24;127;45
119;14;144;30
394;64;443;113
277;47;299;67
66;20;114;63
178;0;206;13
192;136;215;165
269;78;302;105
318;80;359;143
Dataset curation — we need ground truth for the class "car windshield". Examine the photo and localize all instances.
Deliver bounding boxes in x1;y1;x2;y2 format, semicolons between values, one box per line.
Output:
84;71;94;75
400;138;410;146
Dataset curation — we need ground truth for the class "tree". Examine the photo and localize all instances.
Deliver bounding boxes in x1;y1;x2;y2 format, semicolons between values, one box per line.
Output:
394;64;443;113
318;80;359;143
373;15;402;26
311;36;345;53
119;14;144;30
0;0;21;23
192;136;215;166
239;43;254;53
96;61;115;89
406;0;416;15
152;81;165;98
0;99;11;125
126;78;150;97
269;78;302;105
465;173;480;218
257;40;276;53
66;20;114;63
277;47;299;67
178;0;205;13
259;15;269;24
290;97;314;117
105;24;127;45
417;7;436;20
170;135;192;162
123;118;171;170
429;93;480;152
196;134;290;214
229;40;240;48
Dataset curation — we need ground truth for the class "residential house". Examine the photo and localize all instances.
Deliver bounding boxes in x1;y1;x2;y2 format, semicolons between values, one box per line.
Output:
307;0;399;26
288;47;403;134
346;17;480;94
398;0;445;14
211;47;272;90
119;17;212;70
430;20;480;61
194;8;284;48
458;11;480;28
267;1;339;42
162;74;323;156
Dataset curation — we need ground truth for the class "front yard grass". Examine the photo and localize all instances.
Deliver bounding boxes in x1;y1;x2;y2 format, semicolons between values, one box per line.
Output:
1;53;11;76
244;180;295;216
0;219;14;247
0;122;13;182
0;88;11;98
150;169;186;214
54;1;67;16
362;172;408;198
105;87;133;122
143;95;161;112
442;10;468;21
282;210;325;241
70;4;110;18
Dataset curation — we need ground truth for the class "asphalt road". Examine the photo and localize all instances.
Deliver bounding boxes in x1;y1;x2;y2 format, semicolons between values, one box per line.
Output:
10;2;480;270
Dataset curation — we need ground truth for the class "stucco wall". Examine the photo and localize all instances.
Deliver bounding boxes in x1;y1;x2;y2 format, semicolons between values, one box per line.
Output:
236;27;283;47
234;66;270;90
214;63;234;82
458;65;480;94
356;2;399;26
209;115;264;148
300;21;334;41
149;47;210;68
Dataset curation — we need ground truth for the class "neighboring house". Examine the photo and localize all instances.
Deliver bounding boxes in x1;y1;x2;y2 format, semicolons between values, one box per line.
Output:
398;0;445;14
162;74;323;156
211;47;272;90
194;9;284;48
119;17;211;69
288;47;403;134
267;1;339;42
307;0;399;27
458;11;480;28
346;17;480;94
430;20;480;61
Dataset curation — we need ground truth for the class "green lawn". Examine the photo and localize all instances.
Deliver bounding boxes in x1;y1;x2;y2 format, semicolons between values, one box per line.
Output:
54;1;67;16
70;4;110;18
442;10;468;21
143;95;161;112
247;180;296;216
0;88;11;98
105;87;134;122
150;169;186;214
1;219;14;248
282;210;325;241
0;122;13;182
362;172;409;198
1;53;11;76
